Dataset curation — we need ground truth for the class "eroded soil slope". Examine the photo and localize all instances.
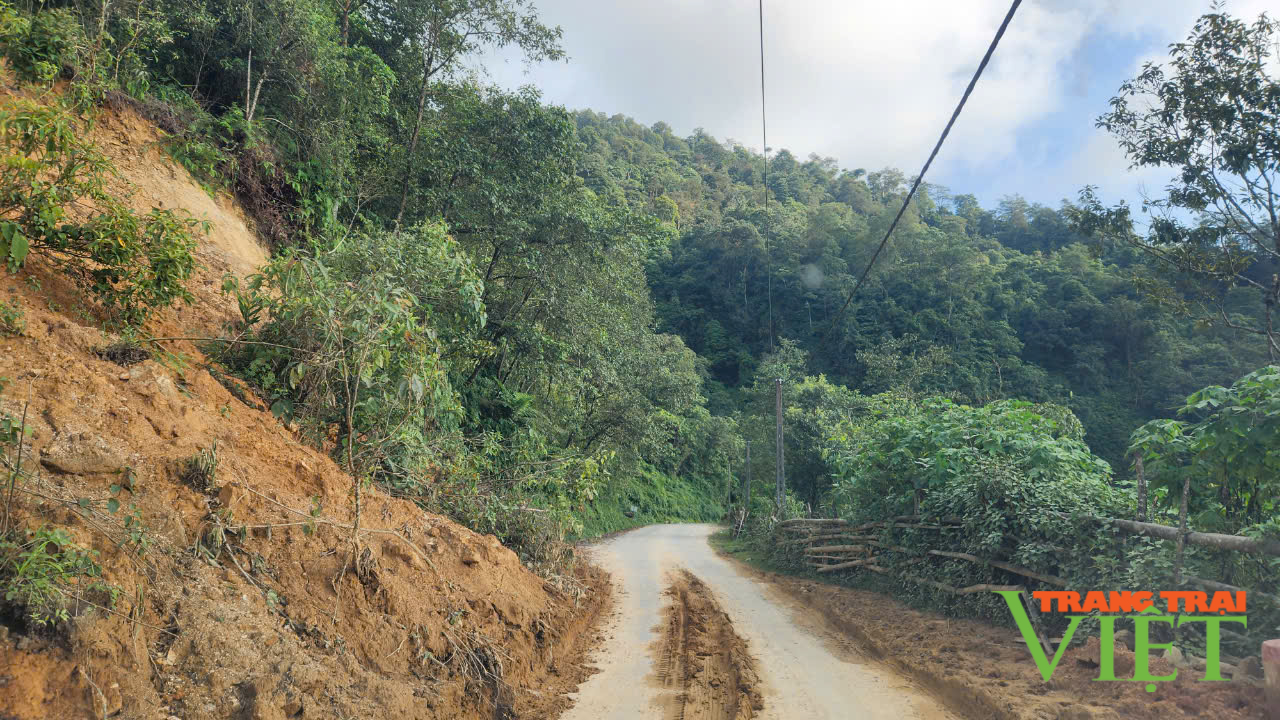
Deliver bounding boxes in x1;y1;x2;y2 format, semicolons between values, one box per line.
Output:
0;96;608;720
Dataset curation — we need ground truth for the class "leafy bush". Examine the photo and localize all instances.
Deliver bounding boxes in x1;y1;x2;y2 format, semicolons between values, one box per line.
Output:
0;3;80;84
1131;366;1280;533
825;395;1118;523
0;525;114;627
0;101;201;327
222;223;482;486
0;298;23;336
1128;368;1280;650
742;395;1132;624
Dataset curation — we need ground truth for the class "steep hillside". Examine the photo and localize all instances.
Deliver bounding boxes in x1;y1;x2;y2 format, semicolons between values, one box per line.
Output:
0;98;607;720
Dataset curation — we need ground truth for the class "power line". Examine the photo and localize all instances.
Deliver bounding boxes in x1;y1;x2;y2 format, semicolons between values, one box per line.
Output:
823;0;1023;340
759;0;773;353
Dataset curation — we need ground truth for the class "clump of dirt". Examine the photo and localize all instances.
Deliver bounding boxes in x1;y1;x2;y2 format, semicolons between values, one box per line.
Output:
95;341;151;367
656;570;763;720
0;90;611;720
718;556;1267;720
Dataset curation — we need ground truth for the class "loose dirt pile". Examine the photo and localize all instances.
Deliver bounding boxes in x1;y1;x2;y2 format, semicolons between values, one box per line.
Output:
717;555;1267;720
0;92;609;720
655;570;762;720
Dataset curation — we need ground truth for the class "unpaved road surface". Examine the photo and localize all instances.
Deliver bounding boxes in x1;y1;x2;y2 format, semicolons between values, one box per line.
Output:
563;524;957;720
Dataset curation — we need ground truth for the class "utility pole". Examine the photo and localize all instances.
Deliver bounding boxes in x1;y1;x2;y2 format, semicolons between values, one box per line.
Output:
735;440;752;537
775;378;785;514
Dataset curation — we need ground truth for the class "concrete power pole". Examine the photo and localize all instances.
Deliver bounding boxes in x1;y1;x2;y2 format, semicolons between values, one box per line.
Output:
743;440;751;509
775;378;785;514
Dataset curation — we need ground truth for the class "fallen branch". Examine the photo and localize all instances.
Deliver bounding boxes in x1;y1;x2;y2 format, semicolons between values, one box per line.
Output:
927;550;1069;587
778;518;848;528
815;557;882;572
1186;575;1280;607
1079;514;1280;557
803;544;867;554
780;533;876;546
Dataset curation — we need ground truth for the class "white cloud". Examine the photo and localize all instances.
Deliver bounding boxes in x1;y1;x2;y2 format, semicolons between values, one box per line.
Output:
477;0;1276;206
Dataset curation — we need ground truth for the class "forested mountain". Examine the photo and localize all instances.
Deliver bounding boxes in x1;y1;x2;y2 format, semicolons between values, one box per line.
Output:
569;112;1271;469
0;0;1276;551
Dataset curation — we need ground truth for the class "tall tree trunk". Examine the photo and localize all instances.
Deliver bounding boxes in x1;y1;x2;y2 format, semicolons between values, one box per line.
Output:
396;43;437;232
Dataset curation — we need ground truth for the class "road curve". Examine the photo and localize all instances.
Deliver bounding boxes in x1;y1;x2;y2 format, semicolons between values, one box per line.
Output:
562;524;957;720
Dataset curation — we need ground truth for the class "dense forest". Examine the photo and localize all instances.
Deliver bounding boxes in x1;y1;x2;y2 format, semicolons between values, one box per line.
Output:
0;0;1277;572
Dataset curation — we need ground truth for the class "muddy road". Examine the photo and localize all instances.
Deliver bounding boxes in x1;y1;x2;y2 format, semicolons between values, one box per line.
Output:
563;524;957;720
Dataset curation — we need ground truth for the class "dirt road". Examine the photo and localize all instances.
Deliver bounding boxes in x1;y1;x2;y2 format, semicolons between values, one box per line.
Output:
563;524;957;720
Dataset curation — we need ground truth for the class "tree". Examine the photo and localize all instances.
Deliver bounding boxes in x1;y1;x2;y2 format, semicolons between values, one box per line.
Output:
1079;9;1280;360
1130;366;1280;533
360;0;564;229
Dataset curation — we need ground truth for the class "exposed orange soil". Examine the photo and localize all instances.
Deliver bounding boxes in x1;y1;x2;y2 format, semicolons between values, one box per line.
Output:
0;91;609;720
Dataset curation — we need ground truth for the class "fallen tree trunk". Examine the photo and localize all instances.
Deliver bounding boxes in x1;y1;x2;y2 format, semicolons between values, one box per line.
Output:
1186;576;1280;607
816;557;882;572
778;518;848;528
780;533;876;546
803;544;867;554
1077;514;1280;557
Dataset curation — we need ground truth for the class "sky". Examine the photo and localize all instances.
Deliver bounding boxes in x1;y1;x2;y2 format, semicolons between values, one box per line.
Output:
476;0;1274;212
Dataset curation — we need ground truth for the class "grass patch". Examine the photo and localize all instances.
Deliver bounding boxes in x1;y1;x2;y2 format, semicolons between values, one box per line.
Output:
707;529;805;575
572;463;725;540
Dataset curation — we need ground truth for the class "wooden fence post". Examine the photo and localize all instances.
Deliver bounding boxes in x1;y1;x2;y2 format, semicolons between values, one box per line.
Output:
1263;639;1279;720
1134;452;1147;522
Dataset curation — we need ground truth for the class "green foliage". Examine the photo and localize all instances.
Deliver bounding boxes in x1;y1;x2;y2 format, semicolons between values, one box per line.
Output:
0;298;23;336
222;222;475;485
1081;9;1280;361
0;2;81;84
824;395;1119;525
0;525;113;627
772;396;1130;623
8;1;1270;595
584;101;1267;479
0;100;200;327
1131;366;1280;532
157;105;242;193
180;442;219;493
576;463;724;539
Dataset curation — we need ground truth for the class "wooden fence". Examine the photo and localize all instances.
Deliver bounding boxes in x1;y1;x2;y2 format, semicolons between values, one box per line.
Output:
778;513;1278;661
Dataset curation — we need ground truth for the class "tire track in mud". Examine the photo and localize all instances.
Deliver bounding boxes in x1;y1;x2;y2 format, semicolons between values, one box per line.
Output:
655;570;763;720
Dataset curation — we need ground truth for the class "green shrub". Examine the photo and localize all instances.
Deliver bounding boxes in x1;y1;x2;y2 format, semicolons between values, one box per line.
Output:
0;525;114;627
180;443;218;493
0;3;81;84
0;298;23;336
0;100;201;327
742;395;1131;625
221;222;482;486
